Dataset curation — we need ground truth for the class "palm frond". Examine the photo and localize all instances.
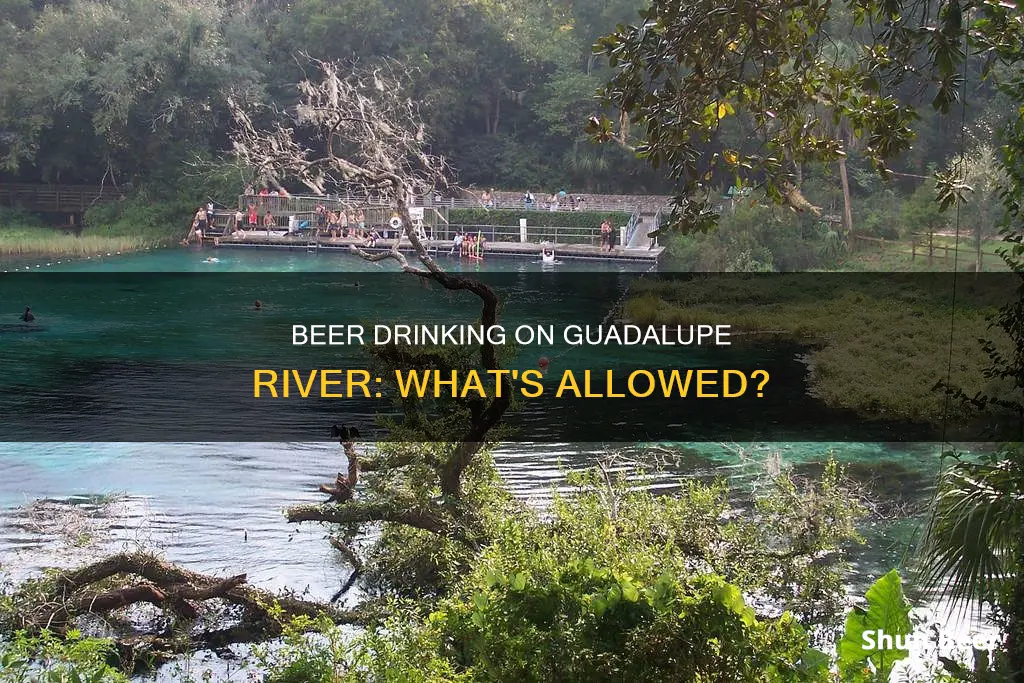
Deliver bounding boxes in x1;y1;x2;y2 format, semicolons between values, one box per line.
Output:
918;456;1023;614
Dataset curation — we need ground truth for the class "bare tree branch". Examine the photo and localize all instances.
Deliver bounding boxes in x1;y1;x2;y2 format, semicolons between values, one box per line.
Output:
286;501;448;535
230;59;511;589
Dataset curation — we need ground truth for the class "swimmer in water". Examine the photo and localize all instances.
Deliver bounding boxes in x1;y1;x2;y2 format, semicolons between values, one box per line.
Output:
254;299;263;311
20;306;34;323
204;257;220;263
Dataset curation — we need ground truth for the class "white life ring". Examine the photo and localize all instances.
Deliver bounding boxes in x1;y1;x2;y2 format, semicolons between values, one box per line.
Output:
389;216;402;230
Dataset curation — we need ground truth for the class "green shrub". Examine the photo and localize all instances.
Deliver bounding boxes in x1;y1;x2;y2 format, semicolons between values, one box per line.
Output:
664;200;824;271
0;630;128;683
331;462;862;682
83;189;191;243
0;207;47;229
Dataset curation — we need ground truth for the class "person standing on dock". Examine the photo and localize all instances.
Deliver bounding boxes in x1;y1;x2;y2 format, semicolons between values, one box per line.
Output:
600;217;613;252
191;205;207;245
315;202;326;234
247;204;258;231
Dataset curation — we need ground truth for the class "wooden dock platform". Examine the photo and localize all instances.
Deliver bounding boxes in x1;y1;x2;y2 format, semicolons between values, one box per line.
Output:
214;233;663;263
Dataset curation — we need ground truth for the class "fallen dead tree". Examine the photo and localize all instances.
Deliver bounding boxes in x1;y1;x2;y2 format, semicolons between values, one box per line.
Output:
3;551;366;672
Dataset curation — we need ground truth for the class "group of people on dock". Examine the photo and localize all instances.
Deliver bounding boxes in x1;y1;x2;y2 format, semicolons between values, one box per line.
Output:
184;202;218;245
183;184;621;256
451;231;485;259
315;203;368;239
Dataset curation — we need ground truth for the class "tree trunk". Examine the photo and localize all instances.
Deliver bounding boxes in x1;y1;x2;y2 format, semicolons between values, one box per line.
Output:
976;224;983;273
492;94;500;136
838;155;854;251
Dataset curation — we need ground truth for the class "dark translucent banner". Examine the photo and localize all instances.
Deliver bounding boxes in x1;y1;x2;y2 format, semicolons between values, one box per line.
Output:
0;273;1017;442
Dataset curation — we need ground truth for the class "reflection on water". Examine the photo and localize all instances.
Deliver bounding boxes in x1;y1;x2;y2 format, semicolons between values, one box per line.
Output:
0;440;953;597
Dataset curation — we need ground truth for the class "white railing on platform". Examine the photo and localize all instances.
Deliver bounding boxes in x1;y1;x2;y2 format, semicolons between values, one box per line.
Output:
428;223;614;246
412;196;641;214
237;193;642;216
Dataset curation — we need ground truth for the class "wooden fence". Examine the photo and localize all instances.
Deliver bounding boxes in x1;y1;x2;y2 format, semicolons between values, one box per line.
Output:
852;233;1006;269
0;183;122;213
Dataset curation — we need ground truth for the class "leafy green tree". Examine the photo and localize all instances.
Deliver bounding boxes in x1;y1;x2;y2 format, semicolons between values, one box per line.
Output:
332;461;865;682
0;0;264;185
590;0;1023;236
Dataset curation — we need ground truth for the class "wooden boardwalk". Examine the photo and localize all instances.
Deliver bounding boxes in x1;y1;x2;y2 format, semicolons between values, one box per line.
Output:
0;183;122;213
216;233;663;263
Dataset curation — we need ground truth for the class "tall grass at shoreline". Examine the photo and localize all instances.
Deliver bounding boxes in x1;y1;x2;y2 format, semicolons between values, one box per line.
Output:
0;225;165;259
0;197;186;260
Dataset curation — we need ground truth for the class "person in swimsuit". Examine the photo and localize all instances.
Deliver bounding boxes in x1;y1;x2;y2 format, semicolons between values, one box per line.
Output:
193;206;207;244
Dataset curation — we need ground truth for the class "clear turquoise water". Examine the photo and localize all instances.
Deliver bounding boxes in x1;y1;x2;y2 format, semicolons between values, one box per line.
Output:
0;247;988;677
5;245;653;273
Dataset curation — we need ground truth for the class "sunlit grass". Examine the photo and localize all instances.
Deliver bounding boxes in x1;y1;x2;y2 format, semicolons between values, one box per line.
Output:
0;225;172;260
842;238;1009;272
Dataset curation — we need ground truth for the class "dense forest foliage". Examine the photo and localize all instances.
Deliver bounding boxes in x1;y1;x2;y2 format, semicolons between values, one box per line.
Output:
0;0;1010;201
0;0;655;193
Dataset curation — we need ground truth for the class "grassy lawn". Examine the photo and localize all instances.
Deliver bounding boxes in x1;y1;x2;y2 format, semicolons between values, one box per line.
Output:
624;274;1014;425
842;236;1008;272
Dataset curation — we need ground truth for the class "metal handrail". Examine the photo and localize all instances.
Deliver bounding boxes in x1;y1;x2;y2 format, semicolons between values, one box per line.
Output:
441;223;611;246
624;205;643;246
